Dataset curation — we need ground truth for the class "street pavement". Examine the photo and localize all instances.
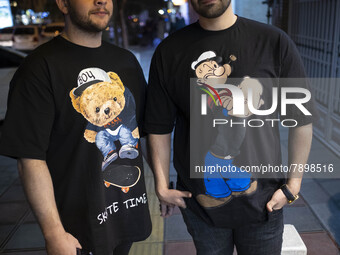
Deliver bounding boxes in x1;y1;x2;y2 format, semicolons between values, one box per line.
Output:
0;46;339;255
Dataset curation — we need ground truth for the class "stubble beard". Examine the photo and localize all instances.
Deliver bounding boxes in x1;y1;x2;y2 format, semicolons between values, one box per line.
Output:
191;0;231;19
66;0;112;33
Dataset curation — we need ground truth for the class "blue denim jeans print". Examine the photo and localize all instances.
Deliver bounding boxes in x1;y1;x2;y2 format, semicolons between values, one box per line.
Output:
95;125;138;158
204;151;251;198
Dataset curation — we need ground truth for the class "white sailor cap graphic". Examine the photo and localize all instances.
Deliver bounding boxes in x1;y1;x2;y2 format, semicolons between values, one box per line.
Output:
73;67;111;96
191;51;217;70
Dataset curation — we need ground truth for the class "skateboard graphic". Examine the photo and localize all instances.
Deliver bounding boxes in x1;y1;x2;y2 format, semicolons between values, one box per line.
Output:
103;164;141;193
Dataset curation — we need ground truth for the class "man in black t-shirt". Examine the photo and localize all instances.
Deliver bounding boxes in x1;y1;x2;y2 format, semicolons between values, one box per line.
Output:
0;0;151;254
144;0;316;254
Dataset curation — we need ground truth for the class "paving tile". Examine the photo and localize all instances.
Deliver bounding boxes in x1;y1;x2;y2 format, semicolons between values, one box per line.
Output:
143;214;164;243
129;242;163;255
310;138;330;151
164;214;192;241
283;207;324;232
309;138;338;156
0;225;15;245
301;173;316;182
143;159;153;178
164;241;196;255
0;202;28;224
308;202;340;246
144;176;155;198
24;210;37;223
308;147;337;160
4;224;45;250
0;185;26;203
300;232;340;255
300;178;331;205
147;193;161;216
0;166;18;196
3;164;18;173
317;179;340;204
0;155;17;167
315;178;336;183
289;195;307;207
14;178;22;186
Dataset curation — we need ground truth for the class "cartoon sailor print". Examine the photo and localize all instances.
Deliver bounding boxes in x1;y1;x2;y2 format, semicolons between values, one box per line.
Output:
192;51;262;207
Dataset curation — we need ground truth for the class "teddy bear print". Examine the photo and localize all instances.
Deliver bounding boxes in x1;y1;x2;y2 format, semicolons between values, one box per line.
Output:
70;67;139;171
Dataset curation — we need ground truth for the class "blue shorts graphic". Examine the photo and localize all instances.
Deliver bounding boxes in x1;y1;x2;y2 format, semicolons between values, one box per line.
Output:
95;125;138;158
204;151;251;198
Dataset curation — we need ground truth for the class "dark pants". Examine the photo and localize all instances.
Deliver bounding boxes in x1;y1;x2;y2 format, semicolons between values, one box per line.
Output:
80;241;132;255
180;207;284;255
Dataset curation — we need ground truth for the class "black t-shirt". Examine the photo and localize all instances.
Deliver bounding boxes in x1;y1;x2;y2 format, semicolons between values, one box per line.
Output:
0;36;151;253
144;17;317;228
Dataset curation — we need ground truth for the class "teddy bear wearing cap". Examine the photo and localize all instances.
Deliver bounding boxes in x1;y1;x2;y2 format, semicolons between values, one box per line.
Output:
70;68;139;171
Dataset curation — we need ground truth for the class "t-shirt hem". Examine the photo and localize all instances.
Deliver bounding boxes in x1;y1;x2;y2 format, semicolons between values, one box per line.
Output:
108;229;152;250
143;124;174;134
0;148;46;160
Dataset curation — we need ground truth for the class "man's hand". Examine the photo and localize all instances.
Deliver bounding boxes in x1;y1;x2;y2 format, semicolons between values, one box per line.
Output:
266;188;288;212
266;183;300;212
45;230;82;255
157;188;192;218
159;200;175;218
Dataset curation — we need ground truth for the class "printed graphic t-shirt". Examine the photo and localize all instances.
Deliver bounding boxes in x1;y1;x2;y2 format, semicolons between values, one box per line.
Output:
0;36;151;254
144;17;318;227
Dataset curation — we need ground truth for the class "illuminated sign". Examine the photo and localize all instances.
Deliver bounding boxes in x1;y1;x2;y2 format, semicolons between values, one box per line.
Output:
0;0;13;29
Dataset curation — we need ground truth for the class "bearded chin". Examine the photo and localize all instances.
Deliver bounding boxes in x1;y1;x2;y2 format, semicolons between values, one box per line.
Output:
71;15;109;33
192;0;231;19
67;4;111;33
81;20;107;33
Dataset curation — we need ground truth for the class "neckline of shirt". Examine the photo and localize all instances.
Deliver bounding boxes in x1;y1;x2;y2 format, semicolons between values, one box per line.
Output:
195;15;241;34
55;35;105;50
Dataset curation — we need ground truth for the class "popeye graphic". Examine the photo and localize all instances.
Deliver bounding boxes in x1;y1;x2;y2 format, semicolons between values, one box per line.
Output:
70;68;141;193
192;51;264;207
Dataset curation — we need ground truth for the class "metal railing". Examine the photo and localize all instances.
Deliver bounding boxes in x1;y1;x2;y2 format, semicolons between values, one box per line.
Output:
288;0;340;155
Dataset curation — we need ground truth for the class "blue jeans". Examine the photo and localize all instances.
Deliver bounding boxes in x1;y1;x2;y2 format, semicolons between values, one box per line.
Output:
95;125;137;158
180;207;283;255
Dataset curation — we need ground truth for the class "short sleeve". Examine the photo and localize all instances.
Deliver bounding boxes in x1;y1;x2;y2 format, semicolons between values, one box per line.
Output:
279;32;319;126
0;54;55;160
143;47;177;134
